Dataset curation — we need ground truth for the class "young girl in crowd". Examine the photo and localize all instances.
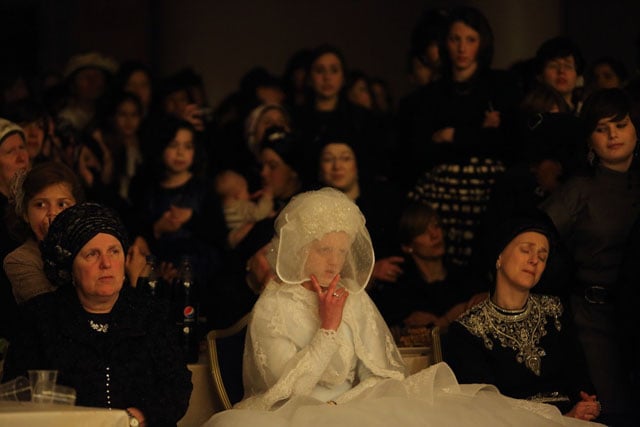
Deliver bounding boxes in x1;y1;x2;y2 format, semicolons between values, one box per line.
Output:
130;117;226;294
3;161;84;304
100;90;145;205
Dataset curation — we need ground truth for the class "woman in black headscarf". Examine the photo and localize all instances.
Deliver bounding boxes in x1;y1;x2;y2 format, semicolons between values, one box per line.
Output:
4;202;192;427
444;214;600;422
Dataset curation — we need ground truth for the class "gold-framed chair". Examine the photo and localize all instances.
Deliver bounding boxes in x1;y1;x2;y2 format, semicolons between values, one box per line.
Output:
0;338;9;382
206;313;251;411
430;326;443;364
396;326;443;374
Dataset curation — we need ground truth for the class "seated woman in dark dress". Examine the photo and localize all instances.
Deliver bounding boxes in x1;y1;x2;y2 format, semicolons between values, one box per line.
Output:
444;214;601;422
4;203;192;427
370;202;484;331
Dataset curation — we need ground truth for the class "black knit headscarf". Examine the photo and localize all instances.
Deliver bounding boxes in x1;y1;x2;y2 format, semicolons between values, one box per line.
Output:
493;212;557;261
260;126;303;175
40;202;130;288
486;211;558;291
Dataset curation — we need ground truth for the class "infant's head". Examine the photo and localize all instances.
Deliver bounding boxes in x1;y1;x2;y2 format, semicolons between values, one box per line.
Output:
215;170;250;202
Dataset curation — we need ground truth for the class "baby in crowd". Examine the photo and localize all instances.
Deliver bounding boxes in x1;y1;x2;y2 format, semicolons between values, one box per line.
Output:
215;169;273;247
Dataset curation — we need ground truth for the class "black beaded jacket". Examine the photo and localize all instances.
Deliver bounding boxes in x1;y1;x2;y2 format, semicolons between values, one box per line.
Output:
444;294;595;414
4;285;192;427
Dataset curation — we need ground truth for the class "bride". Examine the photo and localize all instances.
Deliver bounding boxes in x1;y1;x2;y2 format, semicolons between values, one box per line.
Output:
204;187;602;426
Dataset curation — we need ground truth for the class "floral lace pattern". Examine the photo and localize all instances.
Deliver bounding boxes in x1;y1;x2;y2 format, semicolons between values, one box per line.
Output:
237;281;406;410
457;294;562;376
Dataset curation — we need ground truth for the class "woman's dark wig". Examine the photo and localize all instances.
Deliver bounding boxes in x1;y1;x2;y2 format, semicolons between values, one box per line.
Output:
580;88;633;135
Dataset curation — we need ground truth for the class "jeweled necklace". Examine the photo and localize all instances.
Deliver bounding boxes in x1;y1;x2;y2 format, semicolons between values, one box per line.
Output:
89;319;109;333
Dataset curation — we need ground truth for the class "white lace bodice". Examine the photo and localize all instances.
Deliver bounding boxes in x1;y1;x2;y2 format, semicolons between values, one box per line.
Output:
237;280;406;410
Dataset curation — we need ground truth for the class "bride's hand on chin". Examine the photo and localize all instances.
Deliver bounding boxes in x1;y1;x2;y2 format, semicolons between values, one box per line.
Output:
310;274;348;331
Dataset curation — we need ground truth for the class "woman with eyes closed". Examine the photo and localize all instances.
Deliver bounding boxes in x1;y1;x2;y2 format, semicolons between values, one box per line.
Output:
445;214;601;423
4;161;84;304
204;189;603;427
539;88;639;424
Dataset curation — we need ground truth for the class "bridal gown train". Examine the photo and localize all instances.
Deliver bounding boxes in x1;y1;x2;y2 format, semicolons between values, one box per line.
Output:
202;281;603;427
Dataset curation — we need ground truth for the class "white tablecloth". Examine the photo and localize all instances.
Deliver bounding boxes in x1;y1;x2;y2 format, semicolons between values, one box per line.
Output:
0;401;128;427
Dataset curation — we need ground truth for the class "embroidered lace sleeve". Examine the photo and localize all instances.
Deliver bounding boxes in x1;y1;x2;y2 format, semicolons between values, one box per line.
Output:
237;287;341;410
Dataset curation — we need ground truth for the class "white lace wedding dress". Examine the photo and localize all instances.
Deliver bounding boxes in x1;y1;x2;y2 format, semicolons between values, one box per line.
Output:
203;280;603;427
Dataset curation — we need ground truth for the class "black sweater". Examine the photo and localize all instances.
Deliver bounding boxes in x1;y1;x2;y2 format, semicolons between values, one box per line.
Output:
4;286;192;427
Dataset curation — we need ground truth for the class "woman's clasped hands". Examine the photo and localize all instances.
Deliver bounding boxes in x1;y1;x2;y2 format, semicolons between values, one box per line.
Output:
310;274;349;331
567;391;601;421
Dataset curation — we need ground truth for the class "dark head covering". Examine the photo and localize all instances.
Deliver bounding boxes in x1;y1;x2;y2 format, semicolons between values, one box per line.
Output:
484;211;558;292
311;127;375;187
260;126;303;174
40;202;129;287
493;211;557;261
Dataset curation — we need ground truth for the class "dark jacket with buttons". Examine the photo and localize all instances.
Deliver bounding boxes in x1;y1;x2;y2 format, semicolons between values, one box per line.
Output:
4;285;192;427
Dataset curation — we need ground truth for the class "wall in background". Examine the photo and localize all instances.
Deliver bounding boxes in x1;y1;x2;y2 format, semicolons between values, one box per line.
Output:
4;0;639;109
153;0;563;106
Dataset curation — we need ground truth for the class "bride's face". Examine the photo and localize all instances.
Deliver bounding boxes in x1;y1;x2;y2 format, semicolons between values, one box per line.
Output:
304;231;350;285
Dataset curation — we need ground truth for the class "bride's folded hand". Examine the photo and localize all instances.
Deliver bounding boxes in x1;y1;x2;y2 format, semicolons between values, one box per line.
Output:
310;274;348;331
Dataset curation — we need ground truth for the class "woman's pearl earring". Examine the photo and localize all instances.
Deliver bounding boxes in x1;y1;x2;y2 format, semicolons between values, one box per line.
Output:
495;258;502;270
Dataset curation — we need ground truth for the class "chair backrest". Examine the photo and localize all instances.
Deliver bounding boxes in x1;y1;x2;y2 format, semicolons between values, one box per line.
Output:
206;313;251;411
431;326;443;364
0;338;9;383
396;325;443;375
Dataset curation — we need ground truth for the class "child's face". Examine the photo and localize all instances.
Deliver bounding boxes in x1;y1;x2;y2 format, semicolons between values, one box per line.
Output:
163;128;194;175
234;176;251;200
114;99;141;138
229;173;250;200
219;172;250;201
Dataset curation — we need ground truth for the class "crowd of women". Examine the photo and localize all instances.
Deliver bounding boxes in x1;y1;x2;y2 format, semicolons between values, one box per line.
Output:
1;4;639;426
